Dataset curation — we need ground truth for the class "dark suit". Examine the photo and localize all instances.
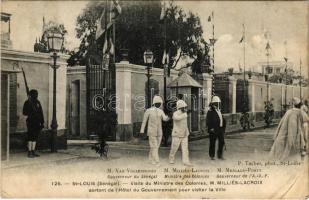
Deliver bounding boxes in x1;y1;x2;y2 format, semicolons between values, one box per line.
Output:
206;108;226;159
23;99;44;141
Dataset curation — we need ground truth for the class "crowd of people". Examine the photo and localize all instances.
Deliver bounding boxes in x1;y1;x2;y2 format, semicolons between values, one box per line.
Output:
139;95;309;166
140;95;226;167
23;89;308;163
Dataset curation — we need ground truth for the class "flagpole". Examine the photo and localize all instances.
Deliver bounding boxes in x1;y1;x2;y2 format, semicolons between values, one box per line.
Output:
163;1;167;109
112;5;116;99
266;40;270;101
211;11;215;96
103;0;108;108
243;24;245;83
242;23;246;110
299;58;302;99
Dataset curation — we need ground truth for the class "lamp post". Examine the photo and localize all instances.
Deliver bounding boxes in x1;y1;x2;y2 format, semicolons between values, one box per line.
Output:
265;74;269;102
144;49;154;108
47;33;64;153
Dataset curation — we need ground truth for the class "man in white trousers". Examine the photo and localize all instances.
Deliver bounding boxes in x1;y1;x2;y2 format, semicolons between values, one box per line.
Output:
140;95;169;166
169;100;192;166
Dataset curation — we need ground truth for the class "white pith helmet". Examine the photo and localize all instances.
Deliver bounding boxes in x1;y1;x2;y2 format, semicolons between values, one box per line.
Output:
292;97;301;105
152;95;163;104
176;100;187;109
211;96;221;103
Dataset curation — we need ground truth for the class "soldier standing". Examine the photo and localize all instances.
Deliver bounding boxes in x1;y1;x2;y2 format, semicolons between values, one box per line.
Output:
169;100;192;166
140;96;169;166
23;89;44;158
206;96;226;160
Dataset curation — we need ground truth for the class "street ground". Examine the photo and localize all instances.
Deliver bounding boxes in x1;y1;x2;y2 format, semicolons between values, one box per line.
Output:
1;126;308;199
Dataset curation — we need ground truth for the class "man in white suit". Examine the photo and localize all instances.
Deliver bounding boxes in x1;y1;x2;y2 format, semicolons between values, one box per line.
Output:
169;100;192;166
140;96;169;166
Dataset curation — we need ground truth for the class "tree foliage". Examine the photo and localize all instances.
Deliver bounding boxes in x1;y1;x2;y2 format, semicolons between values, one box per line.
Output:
68;0;209;73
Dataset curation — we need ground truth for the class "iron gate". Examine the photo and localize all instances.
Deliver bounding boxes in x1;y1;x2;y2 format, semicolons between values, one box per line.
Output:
86;56;117;141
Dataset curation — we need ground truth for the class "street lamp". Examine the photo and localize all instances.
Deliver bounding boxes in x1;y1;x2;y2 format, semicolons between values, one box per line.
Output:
265;74;269;102
47;33;64;153
144;49;154;108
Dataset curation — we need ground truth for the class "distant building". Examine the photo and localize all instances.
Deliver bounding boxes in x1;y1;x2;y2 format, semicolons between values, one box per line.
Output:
1;12;12;49
258;61;293;75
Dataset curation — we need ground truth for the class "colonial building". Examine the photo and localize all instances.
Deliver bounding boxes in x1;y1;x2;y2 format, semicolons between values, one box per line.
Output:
258;61;293;75
1;13;69;160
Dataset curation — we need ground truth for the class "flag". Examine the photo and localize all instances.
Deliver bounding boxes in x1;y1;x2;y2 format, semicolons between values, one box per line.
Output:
239;24;245;43
162;49;169;65
109;36;114;55
95;8;113;40
102;34;108;54
111;0;122;20
160;1;167;21
265;42;271;50
239;35;244;43
284;57;288;62
209;38;217;46
208;11;213;22
102;34;110;70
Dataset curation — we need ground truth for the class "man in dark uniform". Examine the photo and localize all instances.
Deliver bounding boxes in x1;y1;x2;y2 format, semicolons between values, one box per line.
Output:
23;89;44;158
206;96;226;160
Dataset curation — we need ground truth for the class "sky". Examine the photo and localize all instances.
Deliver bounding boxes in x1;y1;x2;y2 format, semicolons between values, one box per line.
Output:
2;1;308;77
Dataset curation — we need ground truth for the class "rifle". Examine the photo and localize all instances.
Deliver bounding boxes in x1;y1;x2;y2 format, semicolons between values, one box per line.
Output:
21;67;30;96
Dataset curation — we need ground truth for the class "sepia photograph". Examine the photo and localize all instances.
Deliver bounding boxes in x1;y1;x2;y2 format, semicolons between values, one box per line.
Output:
1;0;308;198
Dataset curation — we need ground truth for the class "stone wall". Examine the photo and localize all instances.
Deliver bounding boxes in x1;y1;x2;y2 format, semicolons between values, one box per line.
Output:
115;61;178;140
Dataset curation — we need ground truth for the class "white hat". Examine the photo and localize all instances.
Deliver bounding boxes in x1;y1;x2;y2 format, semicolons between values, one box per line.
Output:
292;97;301;105
176;100;187;109
211;96;221;103
152;95;163;104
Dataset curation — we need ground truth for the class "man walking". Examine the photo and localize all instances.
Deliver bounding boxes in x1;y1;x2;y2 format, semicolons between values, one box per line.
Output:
206;96;226;160
169;100;192;166
269;97;307;160
23;89;44;158
140;96;169;166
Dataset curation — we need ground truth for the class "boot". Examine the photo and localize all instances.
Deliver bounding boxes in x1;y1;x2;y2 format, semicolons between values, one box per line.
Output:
32;150;40;157
28;151;34;158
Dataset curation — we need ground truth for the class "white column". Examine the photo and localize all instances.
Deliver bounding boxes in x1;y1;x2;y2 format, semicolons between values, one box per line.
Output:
202;73;213;113
228;76;237;114
116;63;132;125
248;79;255;112
268;83;271;100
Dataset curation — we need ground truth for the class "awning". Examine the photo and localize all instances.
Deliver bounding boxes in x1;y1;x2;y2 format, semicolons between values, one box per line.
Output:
168;73;202;88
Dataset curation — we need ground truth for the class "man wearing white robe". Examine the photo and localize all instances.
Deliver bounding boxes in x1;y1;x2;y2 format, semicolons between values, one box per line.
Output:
269;97;307;160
